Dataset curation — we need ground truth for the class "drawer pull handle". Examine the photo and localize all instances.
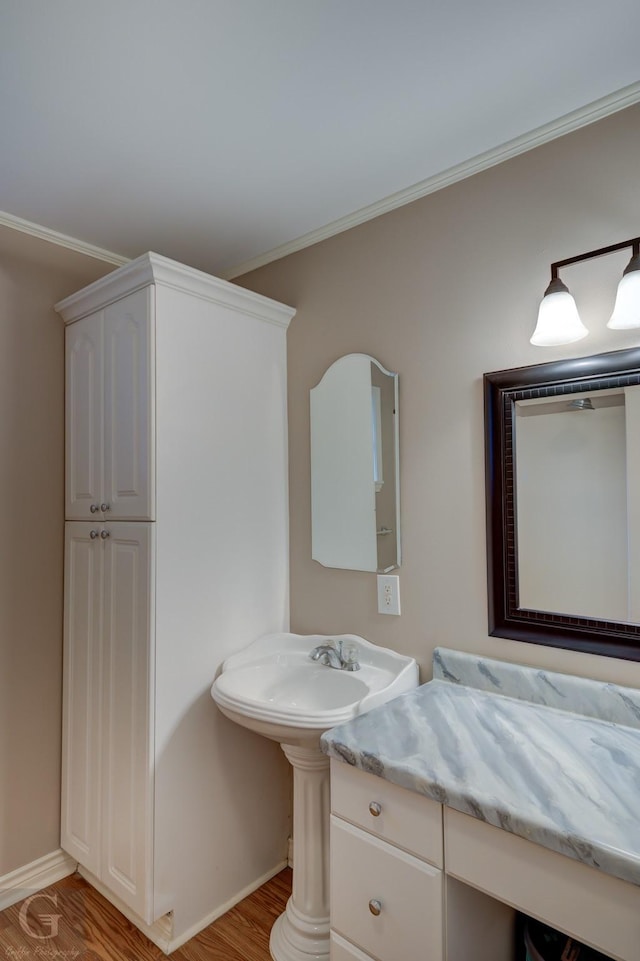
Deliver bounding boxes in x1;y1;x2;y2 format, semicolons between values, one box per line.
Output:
90;504;99;514
369;801;382;817
368;899;382;917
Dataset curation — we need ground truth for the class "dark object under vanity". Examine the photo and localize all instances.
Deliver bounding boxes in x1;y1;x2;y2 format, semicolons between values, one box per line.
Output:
521;916;611;961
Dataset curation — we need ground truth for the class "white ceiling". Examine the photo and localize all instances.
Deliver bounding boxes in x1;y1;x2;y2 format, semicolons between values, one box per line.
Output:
1;1;639;278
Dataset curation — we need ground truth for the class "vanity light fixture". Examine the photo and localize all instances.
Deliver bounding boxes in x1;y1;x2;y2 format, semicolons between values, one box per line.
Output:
531;235;640;346
608;239;640;330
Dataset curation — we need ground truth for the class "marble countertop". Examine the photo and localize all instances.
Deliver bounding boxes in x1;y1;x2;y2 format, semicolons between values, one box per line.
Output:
321;648;640;886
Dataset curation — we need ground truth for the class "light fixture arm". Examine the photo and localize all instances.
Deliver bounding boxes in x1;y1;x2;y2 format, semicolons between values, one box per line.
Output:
550;235;640;279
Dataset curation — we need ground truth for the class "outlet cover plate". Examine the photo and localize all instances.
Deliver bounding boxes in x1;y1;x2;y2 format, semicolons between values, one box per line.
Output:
377;574;401;615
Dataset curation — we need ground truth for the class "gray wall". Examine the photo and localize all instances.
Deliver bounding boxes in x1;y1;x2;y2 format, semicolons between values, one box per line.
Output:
0;229;112;874
238;102;640;688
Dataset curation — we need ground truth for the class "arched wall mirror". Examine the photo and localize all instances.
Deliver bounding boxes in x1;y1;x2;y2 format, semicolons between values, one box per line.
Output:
484;346;640;661
310;353;400;572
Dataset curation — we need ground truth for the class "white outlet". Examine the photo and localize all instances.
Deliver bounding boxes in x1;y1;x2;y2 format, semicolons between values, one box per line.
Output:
377;574;401;616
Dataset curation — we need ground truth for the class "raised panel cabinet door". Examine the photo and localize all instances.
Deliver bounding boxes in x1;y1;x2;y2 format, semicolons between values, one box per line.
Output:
61;523;103;874
66;313;104;519
103;288;155;520
100;522;155;923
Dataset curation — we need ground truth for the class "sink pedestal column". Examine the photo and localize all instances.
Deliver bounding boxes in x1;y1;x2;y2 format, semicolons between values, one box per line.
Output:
270;743;330;961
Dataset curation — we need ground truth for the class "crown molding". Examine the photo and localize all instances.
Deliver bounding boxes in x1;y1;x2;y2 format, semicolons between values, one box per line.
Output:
225;81;640;280
55;251;295;327
0;210;129;266
3;81;640;284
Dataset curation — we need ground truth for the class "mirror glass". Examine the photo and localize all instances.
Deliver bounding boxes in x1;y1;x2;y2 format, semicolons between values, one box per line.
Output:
310;354;400;572
515;388;635;622
484;347;640;661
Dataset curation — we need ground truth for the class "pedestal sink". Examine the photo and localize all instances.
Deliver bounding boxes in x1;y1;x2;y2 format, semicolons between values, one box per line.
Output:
211;633;418;961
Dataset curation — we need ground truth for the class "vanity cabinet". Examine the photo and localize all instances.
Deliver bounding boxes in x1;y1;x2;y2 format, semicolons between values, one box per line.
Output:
57;254;295;943
330;761;636;961
65;287;154;521
330;762;444;961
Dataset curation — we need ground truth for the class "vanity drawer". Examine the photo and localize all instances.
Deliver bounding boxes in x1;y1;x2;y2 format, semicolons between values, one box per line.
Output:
330;759;443;867
331;816;443;961
330;932;375;961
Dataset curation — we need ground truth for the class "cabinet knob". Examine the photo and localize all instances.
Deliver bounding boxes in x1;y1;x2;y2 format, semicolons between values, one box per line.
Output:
90;504;99;513
89;529;99;539
100;503;111;512
369;801;382;817
368;899;382;917
100;529;110;539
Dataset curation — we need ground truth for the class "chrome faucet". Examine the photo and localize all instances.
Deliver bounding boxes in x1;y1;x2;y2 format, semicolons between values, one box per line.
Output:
309;639;360;671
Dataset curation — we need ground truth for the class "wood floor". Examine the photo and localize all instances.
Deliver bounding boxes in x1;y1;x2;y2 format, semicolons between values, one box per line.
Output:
0;868;291;961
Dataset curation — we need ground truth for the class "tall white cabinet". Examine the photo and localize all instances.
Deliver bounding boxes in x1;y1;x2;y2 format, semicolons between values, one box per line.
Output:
56;254;295;947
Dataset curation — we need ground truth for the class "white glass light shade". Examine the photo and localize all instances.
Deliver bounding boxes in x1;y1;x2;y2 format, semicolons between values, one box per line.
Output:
530;278;588;347
607;254;640;329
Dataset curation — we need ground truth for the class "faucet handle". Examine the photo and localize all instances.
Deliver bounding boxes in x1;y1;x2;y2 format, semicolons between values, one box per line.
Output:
341;641;360;671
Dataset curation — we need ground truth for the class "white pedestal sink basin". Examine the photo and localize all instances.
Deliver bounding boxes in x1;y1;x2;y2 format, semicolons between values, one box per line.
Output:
211;633;418;961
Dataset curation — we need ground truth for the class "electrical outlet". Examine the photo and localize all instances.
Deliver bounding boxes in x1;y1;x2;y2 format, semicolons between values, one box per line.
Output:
377;574;401;615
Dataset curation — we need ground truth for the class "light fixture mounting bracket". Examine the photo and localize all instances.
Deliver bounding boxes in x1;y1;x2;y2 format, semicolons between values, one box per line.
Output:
550;235;640;280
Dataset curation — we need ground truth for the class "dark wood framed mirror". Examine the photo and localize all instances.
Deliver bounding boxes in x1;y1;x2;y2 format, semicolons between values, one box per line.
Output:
484;346;640;661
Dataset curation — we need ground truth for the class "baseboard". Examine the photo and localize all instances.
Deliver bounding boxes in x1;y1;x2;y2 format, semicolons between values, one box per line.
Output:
167;859;289;954
78;859;287;954
0;849;77;911
77;866;173;953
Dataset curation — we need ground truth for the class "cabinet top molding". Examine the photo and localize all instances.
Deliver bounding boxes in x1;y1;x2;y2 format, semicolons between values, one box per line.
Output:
55;252;296;328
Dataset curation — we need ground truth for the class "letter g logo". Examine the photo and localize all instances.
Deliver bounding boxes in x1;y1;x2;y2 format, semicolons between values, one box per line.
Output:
18;893;62;939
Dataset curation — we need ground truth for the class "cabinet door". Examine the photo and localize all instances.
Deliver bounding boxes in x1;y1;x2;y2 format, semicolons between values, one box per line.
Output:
61;523;103;873
101;523;154;922
103;289;155;520
66;314;104;519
